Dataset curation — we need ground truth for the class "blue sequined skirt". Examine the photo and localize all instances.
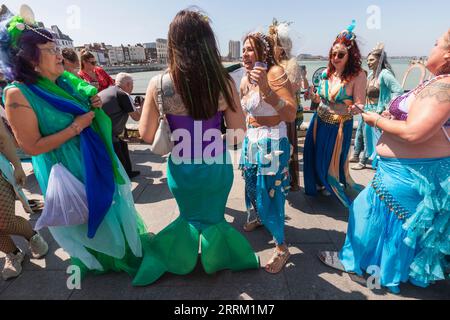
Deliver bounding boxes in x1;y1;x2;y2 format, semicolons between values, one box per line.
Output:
240;135;291;245
340;157;450;292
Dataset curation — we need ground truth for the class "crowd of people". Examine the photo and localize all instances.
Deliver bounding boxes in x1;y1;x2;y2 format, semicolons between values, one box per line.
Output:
0;5;449;294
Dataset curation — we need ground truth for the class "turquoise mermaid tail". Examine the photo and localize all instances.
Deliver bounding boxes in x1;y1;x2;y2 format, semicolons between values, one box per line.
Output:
133;155;259;286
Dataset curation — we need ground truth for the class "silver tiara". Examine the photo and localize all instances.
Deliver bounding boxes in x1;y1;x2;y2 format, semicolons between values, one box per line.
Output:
24;24;55;42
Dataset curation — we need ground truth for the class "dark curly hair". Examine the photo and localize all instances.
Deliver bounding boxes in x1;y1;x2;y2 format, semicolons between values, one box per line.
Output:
11;28;55;84
326;36;363;83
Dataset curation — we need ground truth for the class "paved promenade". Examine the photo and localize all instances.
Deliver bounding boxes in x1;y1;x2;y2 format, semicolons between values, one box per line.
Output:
0;144;449;300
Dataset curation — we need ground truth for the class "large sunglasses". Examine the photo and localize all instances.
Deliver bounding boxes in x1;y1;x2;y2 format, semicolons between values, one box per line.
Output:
87;60;97;66
332;51;348;59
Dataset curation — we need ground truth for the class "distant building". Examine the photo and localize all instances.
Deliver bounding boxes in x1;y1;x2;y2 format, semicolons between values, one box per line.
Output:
144;42;157;62
106;45;125;65
156;39;168;65
77;43;109;66
129;44;146;63
36;24;74;49
228;40;240;60
122;45;131;63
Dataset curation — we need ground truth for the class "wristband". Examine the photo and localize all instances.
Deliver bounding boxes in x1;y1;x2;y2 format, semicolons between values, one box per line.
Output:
261;89;274;100
274;99;287;112
374;117;383;129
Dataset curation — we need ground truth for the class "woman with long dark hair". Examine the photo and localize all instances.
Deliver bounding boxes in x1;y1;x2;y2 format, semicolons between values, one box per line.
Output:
135;9;259;286
303;21;367;207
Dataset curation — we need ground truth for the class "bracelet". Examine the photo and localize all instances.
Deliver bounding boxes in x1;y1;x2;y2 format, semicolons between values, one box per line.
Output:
261;89;274;100
374;117;383;129
273;98;287;112
70;122;82;135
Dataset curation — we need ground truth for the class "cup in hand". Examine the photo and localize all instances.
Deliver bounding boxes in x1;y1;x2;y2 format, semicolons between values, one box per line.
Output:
250;62;268;84
254;61;268;70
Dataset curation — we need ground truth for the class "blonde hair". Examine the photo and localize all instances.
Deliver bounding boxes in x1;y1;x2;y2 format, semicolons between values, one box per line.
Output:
80;49;95;69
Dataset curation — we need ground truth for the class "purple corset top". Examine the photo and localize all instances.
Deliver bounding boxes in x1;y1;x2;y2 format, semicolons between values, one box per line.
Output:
166;112;225;159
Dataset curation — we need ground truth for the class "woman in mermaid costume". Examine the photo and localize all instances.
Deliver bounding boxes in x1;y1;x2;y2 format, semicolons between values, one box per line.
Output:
268;19;306;192
134;9;259;286
239;32;297;274
352;44;403;170
304;21;367;207
319;29;450;293
1;6;146;278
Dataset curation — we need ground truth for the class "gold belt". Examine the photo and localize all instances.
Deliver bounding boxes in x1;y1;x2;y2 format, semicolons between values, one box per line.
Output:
317;107;353;125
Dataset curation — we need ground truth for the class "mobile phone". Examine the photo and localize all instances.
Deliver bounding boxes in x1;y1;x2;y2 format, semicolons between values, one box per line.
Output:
353;104;366;114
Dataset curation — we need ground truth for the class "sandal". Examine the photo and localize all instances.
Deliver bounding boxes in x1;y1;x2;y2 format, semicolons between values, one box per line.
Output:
317;251;350;273
243;219;263;232
28;199;44;212
265;248;291;274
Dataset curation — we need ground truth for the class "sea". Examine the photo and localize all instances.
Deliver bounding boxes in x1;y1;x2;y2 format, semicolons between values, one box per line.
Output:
124;58;428;125
125;59;429;95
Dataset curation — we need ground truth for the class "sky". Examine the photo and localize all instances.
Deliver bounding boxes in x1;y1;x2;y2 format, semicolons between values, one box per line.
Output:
4;0;450;57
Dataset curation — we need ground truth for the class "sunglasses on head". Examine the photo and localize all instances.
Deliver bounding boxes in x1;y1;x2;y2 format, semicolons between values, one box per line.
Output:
332;51;347;59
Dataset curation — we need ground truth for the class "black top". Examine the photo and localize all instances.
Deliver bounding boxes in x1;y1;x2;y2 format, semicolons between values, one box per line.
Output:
98;86;135;141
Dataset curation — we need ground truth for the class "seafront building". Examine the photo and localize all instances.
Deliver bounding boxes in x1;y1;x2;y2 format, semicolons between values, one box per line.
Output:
156;39;168;65
228;40;241;61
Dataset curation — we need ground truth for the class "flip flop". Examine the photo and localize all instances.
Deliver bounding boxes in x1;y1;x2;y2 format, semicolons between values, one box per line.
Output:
317;251;351;273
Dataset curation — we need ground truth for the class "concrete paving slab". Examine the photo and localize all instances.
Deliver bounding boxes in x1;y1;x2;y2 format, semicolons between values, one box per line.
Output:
0;271;72;300
1;144;448;300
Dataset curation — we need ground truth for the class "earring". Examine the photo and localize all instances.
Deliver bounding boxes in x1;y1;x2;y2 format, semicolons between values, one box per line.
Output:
34;66;41;72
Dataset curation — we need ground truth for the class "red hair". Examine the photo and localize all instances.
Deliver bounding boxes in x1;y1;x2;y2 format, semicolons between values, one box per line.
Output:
326;36;363;83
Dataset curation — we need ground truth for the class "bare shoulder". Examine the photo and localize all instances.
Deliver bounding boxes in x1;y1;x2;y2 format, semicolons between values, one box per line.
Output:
354;70;367;82
148;75;159;91
416;77;450;104
267;65;286;80
5;87;31;110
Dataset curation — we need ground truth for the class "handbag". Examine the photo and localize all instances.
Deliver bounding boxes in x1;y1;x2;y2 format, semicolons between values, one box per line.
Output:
149;73;174;156
35;163;89;230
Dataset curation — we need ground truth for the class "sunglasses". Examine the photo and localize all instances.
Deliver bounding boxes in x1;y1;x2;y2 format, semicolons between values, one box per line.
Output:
332;51;348;59
40;47;62;55
87;60;97;66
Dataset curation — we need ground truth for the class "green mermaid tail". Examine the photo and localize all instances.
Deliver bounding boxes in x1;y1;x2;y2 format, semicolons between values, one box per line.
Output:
201;221;260;274
133;217;259;286
132;155;259;286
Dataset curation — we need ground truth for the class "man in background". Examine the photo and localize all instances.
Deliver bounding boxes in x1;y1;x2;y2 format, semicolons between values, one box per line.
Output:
98;73;142;179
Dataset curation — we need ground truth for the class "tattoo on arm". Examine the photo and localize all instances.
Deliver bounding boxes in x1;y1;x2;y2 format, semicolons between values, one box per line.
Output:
416;82;450;103
6;102;32;110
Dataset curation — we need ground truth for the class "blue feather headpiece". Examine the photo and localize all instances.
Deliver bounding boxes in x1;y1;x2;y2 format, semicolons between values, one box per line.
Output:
336;20;357;46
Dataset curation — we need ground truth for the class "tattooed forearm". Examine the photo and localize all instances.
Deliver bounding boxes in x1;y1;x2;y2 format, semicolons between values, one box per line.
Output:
416;82;450;103
6;102;32;110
